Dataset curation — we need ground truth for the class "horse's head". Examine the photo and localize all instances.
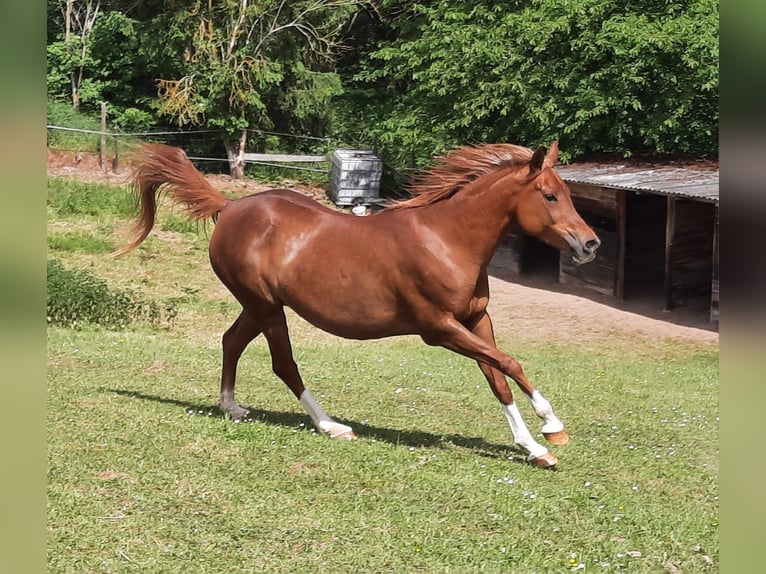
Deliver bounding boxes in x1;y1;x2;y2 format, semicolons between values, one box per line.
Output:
513;141;600;264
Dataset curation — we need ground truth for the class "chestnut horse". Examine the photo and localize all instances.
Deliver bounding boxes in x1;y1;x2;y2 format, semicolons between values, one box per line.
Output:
117;141;599;467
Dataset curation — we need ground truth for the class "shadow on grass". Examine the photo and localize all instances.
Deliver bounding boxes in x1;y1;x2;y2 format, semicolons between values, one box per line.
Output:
107;388;527;462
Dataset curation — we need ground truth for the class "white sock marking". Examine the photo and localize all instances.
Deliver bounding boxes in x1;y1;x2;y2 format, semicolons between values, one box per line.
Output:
299;389;353;437
501;402;549;460
530;390;564;433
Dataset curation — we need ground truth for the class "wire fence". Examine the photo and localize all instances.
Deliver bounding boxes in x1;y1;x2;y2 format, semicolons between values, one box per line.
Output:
46;125;337;173
46;123;410;198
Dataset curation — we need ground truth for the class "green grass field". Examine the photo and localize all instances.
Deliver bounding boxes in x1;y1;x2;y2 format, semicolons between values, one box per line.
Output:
47;177;718;573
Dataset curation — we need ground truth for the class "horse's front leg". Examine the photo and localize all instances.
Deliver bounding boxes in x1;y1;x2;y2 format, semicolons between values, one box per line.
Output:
527;388;569;446
467;313;562;466
475;358;558;467
469;312;569;446
428;313;566;465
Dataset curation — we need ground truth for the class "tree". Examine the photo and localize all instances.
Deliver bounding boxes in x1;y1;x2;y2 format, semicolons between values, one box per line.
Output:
150;0;367;177
339;0;718;165
45;0;718;170
47;0;102;109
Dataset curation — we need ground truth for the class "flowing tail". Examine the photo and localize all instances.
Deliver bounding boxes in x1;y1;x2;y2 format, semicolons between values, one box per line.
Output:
114;144;230;255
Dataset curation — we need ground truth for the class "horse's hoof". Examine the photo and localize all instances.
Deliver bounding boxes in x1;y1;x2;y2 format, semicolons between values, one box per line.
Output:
529;452;558;468
543;430;569;445
331;430;357;440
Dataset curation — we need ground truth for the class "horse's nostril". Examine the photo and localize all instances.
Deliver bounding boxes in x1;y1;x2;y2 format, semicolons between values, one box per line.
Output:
585;238;600;251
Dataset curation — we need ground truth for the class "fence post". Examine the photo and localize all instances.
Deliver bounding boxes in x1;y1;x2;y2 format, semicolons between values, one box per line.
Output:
112;139;119;173
100;102;107;171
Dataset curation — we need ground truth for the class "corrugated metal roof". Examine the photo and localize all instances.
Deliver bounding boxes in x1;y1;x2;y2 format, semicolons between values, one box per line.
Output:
557;163;719;203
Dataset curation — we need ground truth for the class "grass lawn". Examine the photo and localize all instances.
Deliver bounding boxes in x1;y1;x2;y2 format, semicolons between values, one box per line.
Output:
47;177;718;573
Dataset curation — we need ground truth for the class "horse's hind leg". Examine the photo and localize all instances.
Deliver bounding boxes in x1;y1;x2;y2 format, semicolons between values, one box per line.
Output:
262;307;356;440
220;309;262;420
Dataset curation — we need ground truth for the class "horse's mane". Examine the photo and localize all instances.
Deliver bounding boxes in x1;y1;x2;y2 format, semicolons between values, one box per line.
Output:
387;144;535;210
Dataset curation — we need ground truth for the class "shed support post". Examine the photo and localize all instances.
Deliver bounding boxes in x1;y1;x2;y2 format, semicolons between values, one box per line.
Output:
663;196;676;312
616;190;627;300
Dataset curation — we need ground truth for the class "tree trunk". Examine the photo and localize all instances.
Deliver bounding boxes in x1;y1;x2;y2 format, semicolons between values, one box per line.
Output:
224;129;247;179
71;83;80;109
66;0;79;108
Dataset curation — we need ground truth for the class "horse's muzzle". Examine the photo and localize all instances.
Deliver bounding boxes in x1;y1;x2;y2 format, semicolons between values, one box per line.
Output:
571;237;601;265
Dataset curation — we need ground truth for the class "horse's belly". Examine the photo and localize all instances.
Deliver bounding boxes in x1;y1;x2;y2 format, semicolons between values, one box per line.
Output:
281;287;410;340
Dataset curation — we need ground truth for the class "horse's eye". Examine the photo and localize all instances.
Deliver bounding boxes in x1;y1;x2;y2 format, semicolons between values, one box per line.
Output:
544;193;557;203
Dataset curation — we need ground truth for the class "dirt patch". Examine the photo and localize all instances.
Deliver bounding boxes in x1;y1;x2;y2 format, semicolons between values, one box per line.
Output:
485;272;718;346
48;149;718;347
47;148;133;187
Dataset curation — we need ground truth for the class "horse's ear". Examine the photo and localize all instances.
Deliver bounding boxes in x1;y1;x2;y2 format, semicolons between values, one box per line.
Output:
543;140;559;168
529;146;546;174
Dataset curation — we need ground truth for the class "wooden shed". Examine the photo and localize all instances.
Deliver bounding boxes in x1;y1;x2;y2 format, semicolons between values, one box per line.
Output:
490;163;719;323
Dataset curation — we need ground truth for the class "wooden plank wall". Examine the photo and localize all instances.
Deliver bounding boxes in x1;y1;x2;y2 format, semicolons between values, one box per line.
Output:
666;198;716;309
560;184;620;296
491;228;526;275
710;206;719;323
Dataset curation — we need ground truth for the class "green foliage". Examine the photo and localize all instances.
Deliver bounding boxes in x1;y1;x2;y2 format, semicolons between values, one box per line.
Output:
160;214;204;234
47;259;169;329
46;0;719;173
86;12;143;106
111;107;155;132
340;0;718;165
143;0;358;139
45;39;74;103
47;7;147;114
47;177;135;219
46;35;107;108
46;101;101;151
48;231;114;254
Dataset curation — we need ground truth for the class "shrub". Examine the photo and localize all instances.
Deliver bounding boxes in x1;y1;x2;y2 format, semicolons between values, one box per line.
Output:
47;259;173;329
47;178;135;219
46;101;102;152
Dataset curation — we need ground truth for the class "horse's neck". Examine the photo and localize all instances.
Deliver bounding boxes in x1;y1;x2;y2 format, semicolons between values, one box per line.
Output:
418;175;518;266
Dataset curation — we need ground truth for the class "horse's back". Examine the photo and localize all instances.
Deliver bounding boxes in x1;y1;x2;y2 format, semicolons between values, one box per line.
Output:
210;190;375;278
212;188;401;257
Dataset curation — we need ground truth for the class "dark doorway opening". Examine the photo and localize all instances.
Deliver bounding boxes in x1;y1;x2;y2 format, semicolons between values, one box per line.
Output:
521;235;560;280
623;193;667;301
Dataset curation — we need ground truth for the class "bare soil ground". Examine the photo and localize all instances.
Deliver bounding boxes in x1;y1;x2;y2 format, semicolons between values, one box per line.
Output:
47;149;719;346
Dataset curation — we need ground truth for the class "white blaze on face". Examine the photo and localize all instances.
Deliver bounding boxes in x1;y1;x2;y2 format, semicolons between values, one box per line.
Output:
299;389;353;438
501;402;549;460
